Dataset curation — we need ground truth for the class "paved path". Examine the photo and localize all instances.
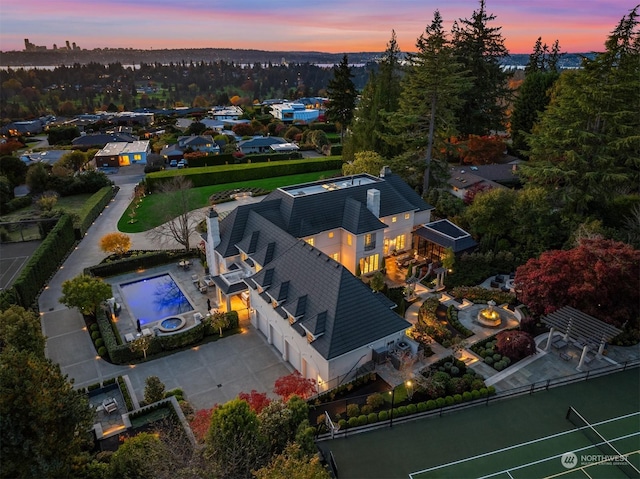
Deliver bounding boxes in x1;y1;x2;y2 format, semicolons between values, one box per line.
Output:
39;168;290;410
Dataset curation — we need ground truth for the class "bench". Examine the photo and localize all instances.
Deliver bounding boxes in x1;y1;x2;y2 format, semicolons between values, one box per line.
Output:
560;352;571;361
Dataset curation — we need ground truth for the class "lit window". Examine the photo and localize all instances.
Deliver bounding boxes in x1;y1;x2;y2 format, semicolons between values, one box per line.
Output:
332;252;339;261
405;213;410;220
328;231;334;239
360;254;380;274
392;216;397;223
306;237;315;246
396;234;405;250
364;233;376;251
134;154;142;160
347;234;352;246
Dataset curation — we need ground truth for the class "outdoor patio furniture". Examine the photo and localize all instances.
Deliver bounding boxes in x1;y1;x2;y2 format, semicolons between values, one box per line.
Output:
141;328;152;337
203;275;215;287
124;333;135;343
192;274;200;285
179;260;191;270
193;312;204;322
560;352;571;361
102;398;118;414
552;339;568;350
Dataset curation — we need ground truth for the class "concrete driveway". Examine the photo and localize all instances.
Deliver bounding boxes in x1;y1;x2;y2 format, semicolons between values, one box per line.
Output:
39;167;291;410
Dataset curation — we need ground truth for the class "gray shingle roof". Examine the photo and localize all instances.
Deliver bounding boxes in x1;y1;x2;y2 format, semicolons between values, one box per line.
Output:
248;240;410;359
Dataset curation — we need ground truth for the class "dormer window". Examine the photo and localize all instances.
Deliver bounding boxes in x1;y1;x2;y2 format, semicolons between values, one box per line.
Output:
306;237;315;246
272;299;278;308
306;332;314;343
289;315;295;325
328;231;334;239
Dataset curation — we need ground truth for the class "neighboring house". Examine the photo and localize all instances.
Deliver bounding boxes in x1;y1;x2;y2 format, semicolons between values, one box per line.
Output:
93;140;150;167
270;102;320;123
202;167;434;390
238;136;289;154
413;219;478;262
200;118;225;132
72;132;137;148
20;149;69;166
447;163;521;199
161;144;185;162
2;120;44;136
176;135;221;155
210;106;243;121
269;142;299;153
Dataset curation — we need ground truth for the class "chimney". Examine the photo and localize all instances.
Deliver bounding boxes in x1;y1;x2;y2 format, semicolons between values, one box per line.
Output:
206;207;221;276
367;189;380;218
380;165;392;177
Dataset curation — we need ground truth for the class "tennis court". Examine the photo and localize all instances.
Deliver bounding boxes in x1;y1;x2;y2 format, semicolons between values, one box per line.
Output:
318;368;639;479
409;409;640;478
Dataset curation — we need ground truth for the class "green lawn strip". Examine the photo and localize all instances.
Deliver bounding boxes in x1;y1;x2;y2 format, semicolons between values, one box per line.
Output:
0;193;94;222
117;169;341;233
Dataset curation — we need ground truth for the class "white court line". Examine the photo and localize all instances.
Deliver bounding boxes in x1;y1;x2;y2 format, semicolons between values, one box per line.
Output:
0;256;29;288
408;411;640;478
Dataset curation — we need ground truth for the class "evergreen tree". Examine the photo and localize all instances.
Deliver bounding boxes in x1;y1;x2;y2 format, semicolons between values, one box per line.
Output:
522;6;640;222
344;31;404;162
511;38;563;156
386;10;469;193
326;54;357;142
451;0;511;137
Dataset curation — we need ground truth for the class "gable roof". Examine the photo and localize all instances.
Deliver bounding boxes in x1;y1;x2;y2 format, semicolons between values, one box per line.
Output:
72;132;137;147
249;240;410;359
238;136;287;148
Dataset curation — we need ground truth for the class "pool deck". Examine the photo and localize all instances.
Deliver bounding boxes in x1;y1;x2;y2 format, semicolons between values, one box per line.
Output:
104;263;218;341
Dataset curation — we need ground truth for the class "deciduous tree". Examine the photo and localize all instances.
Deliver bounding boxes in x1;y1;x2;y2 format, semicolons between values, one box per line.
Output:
342;150;385;177
254;443;331;479
238;390;271;414
59;274;113;317
99;232;132;257
146;176;201;251
496;330;536;361
515;238;640;327
273;372;317;401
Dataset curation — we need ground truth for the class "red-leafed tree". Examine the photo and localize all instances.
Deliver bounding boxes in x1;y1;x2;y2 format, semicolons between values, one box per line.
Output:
189;407;214;442
238;390;272;414
515;238;640;327
496;330;536;361
273;372;317;401
463;183;492;205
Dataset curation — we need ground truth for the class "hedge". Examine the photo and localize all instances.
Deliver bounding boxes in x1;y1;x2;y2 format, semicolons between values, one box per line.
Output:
145;157;344;191
74;185;119;239
85;250;196;278
0;214;76;309
187;151;302;168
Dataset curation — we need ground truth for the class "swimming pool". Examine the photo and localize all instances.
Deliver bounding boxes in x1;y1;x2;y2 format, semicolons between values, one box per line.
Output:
119;274;193;326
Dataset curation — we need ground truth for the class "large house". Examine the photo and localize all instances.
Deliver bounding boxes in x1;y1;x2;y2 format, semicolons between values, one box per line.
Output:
269;102;321;123
93;140;150;167
203;168;435;390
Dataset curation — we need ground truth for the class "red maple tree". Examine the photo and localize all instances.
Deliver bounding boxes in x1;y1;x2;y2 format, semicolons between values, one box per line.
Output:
515;238;640;327
189;407;215;442
496;330;536;361
238;390;271;414
273;372;317;401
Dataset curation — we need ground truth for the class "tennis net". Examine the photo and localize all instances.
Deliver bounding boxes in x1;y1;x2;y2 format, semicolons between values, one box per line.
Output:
566;406;640;478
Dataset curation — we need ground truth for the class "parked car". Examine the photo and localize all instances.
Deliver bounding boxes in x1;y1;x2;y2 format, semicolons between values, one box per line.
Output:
169;159;178;167
177;159;188;169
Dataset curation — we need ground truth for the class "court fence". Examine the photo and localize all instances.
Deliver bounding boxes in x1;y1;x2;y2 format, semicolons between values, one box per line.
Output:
316;357;640;441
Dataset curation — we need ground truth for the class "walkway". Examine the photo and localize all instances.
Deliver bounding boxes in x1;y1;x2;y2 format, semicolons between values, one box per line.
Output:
381;272;640;392
39;167;290;411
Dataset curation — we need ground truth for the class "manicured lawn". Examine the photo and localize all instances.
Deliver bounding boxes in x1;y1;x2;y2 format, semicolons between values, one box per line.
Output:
117;169;341;233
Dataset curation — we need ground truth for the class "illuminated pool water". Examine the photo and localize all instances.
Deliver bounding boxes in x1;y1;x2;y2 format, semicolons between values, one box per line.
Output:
119;274;193;326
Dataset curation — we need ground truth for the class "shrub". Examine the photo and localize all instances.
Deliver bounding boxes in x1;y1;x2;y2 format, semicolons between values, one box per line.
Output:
484;357;494;365
165;388;185;402
368;413;378;424
493;353;502;362
444;396;454;406
494;361;505;371
496;330;536;361
87;382;101;391
471;389;481;400
366;392;385;410
378;410;389;421
346;403;360;418
90;323;99;332
462;391;473;402
453;394;463;404
361;405;372;416
348;417;358;428
97;346;107;356
357;415;368;426
396;406;407;417
407;404;417;414
436;398;446;408
417;402;428;412
479;388;489;398
338;419;347;429
91;331;100;340
450;366;460;376
488;386;496;396
94;338;104;348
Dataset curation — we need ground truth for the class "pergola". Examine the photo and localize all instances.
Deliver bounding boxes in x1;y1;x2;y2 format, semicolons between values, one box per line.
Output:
541;306;622;371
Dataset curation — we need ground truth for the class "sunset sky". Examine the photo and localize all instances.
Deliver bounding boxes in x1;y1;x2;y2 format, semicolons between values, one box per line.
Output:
0;1;633;54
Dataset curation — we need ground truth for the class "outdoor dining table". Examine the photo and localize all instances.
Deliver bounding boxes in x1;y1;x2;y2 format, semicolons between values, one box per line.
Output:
178;260;191;269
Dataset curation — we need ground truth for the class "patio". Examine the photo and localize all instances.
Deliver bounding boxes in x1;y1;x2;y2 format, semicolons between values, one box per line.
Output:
88;386;127;439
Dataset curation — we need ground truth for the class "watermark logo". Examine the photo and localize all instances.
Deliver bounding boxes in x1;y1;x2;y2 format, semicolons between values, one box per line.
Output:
561;452;630;469
561;452;577;469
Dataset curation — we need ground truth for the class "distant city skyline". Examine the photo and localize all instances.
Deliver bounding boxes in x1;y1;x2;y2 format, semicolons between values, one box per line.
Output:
0;1;633;54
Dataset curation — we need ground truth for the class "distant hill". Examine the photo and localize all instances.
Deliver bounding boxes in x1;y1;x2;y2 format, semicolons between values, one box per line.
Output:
0;48;592;69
